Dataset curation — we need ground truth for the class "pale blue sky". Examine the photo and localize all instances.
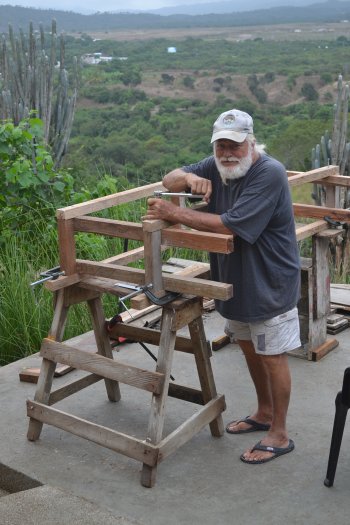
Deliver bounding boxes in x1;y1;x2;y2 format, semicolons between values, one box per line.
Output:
1;0;215;12
0;1;320;14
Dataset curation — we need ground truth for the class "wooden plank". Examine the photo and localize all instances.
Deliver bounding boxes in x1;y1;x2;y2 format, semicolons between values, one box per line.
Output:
158;395;226;462
311;339;339;362
211;334;231;351
288;165;339;187
163;228;234;254
20;364;74;384
57;181;165;220
295;220;328;241
57;218;77;275
293;203;350;223
168;383;204;405
312;235;331;319
73;217;234;254
26;400;159;467
141;307;177;487
40;339;165;395
287;169;350;187
171;298;203;331
45;273;81;292
49;374;102;405
87;296;120;402
330;284;350;307
108;323;210;354
316;174;350;187
75;260;233;301
74;217;144;240
189;315;224;437
143;228;164;295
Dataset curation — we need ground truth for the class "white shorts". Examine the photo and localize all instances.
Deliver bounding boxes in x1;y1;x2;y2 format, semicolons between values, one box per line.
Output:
224;307;301;355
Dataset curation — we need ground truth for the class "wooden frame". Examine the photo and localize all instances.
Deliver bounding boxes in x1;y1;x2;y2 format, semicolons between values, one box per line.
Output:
26;166;349;486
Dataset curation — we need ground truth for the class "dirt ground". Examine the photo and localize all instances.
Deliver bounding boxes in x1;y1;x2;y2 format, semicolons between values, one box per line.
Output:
86;21;350;43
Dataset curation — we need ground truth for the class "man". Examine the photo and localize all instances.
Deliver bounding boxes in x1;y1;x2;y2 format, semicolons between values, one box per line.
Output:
144;109;301;464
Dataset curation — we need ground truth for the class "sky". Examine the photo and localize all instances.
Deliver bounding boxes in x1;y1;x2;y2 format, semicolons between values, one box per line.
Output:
0;0;315;14
0;0;219;12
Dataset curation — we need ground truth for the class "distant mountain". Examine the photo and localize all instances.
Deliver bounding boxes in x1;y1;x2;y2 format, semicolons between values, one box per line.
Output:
0;1;349;33
148;1;319;16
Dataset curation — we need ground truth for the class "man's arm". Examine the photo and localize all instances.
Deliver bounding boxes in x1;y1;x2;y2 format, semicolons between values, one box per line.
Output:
144;197;233;236
163;169;212;203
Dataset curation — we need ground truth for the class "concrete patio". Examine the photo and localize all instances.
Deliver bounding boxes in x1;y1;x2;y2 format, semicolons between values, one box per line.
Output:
1;309;350;525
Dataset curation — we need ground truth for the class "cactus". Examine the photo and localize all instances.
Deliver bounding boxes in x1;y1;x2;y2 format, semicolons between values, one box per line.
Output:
0;20;79;167
311;74;350;274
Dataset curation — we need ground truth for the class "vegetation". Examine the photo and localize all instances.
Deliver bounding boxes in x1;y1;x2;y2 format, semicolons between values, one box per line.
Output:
0;20;79;167
1;18;350;366
1;2;350;33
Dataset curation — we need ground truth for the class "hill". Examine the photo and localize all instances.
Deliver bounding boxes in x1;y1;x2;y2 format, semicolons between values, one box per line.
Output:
0;1;349;33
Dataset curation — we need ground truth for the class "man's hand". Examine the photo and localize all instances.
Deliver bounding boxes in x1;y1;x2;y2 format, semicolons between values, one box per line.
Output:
185;173;212;203
142;198;178;222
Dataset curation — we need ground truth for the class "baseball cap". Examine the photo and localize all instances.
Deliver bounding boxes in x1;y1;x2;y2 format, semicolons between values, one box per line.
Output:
210;109;254;143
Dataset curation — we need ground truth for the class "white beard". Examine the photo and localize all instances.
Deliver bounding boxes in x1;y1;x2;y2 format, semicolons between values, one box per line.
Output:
214;144;254;184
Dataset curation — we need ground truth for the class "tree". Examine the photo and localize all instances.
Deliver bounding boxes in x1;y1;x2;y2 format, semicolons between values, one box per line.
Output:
0;20;79;167
300;83;319;101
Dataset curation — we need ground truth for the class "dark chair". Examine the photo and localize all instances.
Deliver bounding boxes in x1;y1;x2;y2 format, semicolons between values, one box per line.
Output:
324;367;350;487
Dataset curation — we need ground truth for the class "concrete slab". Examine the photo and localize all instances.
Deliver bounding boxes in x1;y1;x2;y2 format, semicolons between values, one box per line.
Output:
0;486;142;525
1;310;350;525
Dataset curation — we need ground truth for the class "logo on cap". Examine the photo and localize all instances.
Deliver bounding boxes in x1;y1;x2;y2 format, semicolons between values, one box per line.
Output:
222;115;236;128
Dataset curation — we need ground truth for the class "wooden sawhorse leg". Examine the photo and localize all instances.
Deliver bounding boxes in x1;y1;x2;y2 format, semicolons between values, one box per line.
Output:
141;296;224;487
27;289;69;441
27;289;120;441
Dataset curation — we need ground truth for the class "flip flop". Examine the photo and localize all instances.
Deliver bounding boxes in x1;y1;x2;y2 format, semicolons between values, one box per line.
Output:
226;416;271;434
240;439;295;464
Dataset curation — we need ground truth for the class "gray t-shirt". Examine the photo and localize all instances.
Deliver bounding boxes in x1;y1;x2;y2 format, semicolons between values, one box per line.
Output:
182;154;301;322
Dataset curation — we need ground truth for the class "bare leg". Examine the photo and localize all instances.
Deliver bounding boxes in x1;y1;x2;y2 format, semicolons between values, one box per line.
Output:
241;352;292;462
226;340;273;433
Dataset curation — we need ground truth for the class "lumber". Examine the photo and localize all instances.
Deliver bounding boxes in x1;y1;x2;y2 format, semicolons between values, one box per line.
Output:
40;338;165;395
57;181;165;220
295;220;328;241
293;203;350;223
75;260;233;301
26;400;159;467
287;165;339;187
73;216;234;254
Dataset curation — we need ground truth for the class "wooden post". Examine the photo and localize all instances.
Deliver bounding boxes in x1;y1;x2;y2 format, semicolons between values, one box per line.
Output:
87;296;121;402
141;307;177;488
27;289;69;441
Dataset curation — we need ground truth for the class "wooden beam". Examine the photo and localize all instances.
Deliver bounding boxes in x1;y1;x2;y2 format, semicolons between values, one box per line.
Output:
49;374;102;405
40;338;165;395
108;321;209;354
163;228;234;254
295;220;328;241
293;203;350;223
76;260;233;301
57;182;165;220
73;216;234;254
288;169;350;188
317;174;350;187
287;165;339;187
158;395;226;462
45;273;81;291
26;400;159;466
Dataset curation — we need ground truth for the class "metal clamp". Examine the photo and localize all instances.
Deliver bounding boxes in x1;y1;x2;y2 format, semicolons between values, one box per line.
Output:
30;266;65;287
114;282;180;309
324;216;344;230
154;190;205;199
